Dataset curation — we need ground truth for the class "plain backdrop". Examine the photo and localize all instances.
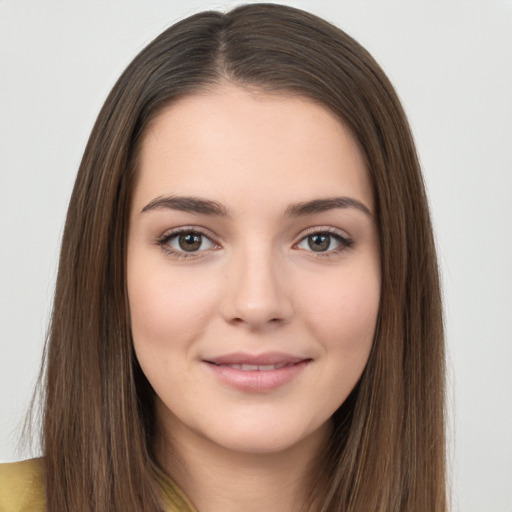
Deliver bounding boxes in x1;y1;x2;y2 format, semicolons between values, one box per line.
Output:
1;1;511;511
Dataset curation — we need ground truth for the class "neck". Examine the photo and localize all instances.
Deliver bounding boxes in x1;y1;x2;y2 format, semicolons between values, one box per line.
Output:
156;416;331;512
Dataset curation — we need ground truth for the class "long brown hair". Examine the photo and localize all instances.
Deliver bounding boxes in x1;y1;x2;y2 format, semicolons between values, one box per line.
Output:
40;4;446;511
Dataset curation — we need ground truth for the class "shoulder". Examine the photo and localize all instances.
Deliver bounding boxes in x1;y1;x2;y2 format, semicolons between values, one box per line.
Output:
160;473;197;512
0;458;46;512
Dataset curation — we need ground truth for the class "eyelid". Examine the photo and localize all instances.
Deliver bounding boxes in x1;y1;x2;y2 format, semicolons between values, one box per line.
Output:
293;226;353;256
156;226;221;259
297;225;351;240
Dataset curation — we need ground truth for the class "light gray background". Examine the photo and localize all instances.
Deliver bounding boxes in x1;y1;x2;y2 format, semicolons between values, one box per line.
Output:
1;1;511;511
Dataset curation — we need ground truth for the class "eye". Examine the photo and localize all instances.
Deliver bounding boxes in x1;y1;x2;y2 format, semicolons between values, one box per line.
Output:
296;230;353;255
157;228;219;258
172;232;213;252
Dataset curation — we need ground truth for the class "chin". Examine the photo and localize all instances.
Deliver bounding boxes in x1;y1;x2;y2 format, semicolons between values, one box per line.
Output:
194;415;332;456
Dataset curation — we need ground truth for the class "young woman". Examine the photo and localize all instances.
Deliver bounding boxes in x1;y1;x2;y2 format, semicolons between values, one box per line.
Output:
0;4;447;511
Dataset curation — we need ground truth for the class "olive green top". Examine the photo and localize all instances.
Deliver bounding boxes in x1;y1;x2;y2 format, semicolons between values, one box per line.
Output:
0;458;197;512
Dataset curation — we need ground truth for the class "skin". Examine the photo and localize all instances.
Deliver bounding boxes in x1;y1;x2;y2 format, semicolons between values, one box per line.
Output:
127;84;381;512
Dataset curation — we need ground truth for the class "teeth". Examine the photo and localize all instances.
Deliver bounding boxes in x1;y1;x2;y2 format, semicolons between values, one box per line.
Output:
221;363;288;371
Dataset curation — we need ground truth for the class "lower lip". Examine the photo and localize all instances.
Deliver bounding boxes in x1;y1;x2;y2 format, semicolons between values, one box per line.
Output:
204;361;310;392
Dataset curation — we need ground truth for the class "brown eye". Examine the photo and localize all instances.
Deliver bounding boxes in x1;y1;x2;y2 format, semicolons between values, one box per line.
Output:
179;233;203;252
160;230;217;255
307;234;331;252
296;230;352;255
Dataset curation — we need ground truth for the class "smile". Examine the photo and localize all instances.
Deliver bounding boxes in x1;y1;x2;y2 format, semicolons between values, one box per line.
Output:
203;353;311;392
213;363;290;371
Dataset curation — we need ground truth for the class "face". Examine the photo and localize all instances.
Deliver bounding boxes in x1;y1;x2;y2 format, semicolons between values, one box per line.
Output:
127;85;380;457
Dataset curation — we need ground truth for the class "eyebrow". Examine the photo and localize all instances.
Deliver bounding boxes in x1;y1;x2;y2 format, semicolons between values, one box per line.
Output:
140;195;372;218
141;195;229;216
283;197;372;218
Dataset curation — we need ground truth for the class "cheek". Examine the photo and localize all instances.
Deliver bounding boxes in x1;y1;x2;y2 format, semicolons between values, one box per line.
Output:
298;264;380;361
127;259;219;357
300;270;380;414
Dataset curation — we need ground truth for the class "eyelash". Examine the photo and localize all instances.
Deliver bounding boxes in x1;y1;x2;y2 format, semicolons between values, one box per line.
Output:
155;226;353;260
155;227;219;260
297;227;354;258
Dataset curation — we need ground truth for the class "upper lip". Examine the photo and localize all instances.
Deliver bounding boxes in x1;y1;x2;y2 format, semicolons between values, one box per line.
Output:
204;352;309;366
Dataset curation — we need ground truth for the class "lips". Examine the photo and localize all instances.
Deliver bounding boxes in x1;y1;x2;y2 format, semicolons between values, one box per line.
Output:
203;352;311;392
205;352;306;366
214;363;289;371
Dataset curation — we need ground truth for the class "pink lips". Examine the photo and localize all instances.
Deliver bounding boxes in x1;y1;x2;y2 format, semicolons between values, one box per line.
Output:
203;352;311;392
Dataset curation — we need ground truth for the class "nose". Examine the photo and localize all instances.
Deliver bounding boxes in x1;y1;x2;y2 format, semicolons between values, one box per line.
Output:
219;245;293;330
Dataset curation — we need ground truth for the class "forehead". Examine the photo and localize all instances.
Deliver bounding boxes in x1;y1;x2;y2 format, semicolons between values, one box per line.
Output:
133;85;373;215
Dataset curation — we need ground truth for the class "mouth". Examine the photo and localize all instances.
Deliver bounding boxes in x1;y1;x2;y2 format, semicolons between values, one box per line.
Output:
210;362;291;371
203;353;311;392
204;352;307;366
